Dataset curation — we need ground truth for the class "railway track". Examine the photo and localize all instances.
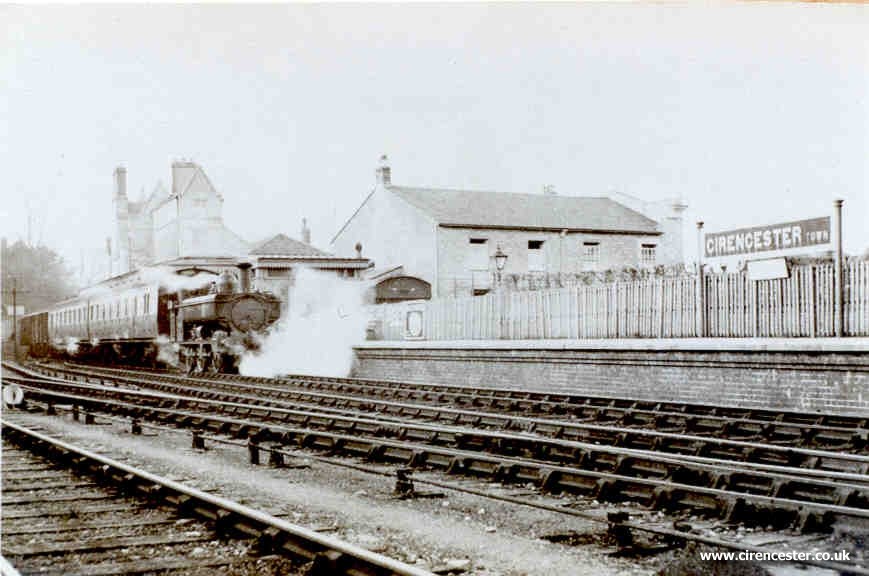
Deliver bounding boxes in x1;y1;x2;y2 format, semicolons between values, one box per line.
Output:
6;364;869;536
58;362;869;452
0;417;433;576
4;365;868;575
15;364;869;480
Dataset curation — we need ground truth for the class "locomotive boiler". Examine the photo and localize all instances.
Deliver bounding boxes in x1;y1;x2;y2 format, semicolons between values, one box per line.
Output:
171;263;281;373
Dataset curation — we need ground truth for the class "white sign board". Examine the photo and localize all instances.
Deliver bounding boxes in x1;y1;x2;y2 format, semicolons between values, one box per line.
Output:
747;258;789;281
404;306;425;340
3;384;23;406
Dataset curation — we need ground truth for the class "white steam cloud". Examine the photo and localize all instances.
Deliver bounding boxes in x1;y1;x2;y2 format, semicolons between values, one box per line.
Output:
54;336;80;355
156;335;181;367
78;265;217;298
238;268;369;378
137;266;220;292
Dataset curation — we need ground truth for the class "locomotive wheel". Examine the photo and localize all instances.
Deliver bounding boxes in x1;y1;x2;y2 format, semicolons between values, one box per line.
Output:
185;354;197;375
209;352;223;374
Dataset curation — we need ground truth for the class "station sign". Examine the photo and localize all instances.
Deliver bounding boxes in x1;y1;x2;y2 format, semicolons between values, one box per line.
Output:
704;216;830;258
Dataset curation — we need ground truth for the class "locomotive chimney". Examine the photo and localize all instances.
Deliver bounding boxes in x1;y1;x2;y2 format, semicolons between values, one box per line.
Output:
237;262;252;293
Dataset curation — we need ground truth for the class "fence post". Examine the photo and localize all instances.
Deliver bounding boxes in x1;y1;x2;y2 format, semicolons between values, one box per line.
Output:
809;264;816;338
834;199;844;337
696;221;706;337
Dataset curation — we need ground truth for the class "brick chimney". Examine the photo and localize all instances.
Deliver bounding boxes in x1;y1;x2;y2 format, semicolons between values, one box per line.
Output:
113;166;131;275
376;154;391;186
301;218;311;244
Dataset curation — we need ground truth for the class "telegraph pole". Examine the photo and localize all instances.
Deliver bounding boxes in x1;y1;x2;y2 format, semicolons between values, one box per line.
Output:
12;278;17;358
3;277;31;360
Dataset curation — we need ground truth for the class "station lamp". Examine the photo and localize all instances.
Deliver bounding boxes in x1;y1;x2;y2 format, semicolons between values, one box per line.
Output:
494;245;508;285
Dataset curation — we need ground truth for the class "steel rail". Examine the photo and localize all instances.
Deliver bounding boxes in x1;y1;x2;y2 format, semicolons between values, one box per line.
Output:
9;369;869;487
10;366;869;480
0;418;434;576
55;361;869;451
16;399;868;576
8;382;869;531
49;364;868;453
60;359;869;428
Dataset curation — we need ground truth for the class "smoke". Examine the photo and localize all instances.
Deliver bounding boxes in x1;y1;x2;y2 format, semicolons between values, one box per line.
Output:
155;335;180;367
137;266;219;292
78;265;218;298
238;268;369;378
54;336;80;355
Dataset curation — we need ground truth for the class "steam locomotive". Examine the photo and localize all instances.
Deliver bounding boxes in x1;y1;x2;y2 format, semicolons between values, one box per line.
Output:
17;263;281;374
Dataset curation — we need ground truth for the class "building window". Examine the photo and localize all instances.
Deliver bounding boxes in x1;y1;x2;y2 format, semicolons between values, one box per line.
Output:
266;268;290;278
582;241;600;268
527;240;545;272
641;243;656;265
467;238;489;270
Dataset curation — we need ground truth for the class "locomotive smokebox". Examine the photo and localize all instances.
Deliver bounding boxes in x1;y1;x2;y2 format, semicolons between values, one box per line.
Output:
237;262;253;293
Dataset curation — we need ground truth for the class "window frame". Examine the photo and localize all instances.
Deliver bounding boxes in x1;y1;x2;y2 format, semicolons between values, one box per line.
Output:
527;240;545;272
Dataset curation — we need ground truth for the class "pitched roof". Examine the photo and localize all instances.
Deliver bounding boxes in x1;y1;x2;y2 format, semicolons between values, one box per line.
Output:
389;186;660;234
249;233;334;259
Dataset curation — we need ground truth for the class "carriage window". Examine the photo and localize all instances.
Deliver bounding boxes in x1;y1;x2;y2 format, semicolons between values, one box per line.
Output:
144;293;150;314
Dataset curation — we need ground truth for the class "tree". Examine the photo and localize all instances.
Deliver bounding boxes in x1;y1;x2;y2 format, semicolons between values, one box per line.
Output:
1;239;78;312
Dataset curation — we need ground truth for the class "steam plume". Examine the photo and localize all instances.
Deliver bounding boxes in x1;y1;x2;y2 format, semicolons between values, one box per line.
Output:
238;268;368;378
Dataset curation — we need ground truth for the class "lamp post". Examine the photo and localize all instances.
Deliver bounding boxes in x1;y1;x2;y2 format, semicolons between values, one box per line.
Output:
494;245;508;288
494;245;508;339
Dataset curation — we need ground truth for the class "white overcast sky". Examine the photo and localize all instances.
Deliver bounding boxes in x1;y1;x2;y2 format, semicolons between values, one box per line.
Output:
1;3;867;272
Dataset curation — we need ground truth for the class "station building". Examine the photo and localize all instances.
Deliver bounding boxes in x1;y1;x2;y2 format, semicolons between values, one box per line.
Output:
103;161;369;305
331;158;686;298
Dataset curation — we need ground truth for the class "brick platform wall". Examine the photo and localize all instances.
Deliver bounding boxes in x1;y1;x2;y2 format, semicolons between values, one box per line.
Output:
352;344;869;415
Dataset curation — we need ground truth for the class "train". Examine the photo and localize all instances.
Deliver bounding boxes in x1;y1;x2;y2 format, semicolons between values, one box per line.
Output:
16;262;282;374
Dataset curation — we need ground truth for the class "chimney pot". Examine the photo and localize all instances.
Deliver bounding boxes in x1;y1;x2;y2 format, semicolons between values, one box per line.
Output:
301;218;311;245
376;155;391;186
114;166;127;198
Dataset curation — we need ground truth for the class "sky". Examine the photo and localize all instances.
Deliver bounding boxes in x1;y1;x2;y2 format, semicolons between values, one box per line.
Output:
1;3;867;279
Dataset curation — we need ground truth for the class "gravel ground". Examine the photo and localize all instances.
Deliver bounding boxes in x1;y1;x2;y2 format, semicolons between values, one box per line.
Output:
5;410;661;576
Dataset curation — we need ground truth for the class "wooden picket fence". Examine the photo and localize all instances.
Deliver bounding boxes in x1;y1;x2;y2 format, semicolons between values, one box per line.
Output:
370;260;869;340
